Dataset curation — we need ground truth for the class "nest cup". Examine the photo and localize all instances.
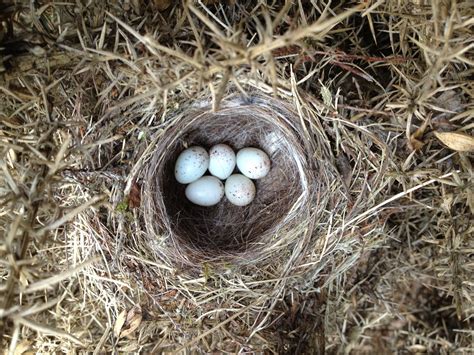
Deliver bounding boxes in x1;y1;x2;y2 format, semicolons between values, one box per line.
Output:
143;94;320;266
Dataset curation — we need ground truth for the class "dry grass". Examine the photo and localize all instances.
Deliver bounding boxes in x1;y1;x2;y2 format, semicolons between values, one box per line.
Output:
1;0;473;353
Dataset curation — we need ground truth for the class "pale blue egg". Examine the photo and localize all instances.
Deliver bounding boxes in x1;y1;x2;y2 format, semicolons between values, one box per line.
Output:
236;148;270;179
185;176;224;206
224;174;256;206
175;146;209;184
208;144;236;180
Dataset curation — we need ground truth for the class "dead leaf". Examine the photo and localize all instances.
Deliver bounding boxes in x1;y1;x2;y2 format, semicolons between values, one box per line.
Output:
409;136;425;151
408;114;431;151
128;182;141;209
153;0;171;11
119;306;142;338
113;310;127;338
434;131;474;152
289;300;299;324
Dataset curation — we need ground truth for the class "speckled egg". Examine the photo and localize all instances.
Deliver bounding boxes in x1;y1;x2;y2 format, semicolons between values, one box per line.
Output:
236;147;271;179
225;174;256;206
174;146;209;184
208;144;236;180
185;176;224;206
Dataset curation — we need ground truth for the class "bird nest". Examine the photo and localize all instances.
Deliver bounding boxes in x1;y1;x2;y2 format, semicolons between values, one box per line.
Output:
141;93;330;267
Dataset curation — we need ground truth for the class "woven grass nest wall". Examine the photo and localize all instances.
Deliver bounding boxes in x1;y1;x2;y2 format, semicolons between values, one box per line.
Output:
1;1;473;353
143;93;327;267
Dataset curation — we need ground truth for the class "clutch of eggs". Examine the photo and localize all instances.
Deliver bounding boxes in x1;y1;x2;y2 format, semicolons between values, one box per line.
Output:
174;145;270;207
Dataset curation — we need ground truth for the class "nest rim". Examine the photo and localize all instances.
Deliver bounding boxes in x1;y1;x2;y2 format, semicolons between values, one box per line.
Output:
141;92;332;268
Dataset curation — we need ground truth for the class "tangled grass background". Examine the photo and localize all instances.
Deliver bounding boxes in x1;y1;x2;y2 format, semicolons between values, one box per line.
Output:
0;0;473;353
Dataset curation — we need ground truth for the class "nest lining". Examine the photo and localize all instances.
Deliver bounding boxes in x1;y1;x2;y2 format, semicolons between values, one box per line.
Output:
143;94;324;266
